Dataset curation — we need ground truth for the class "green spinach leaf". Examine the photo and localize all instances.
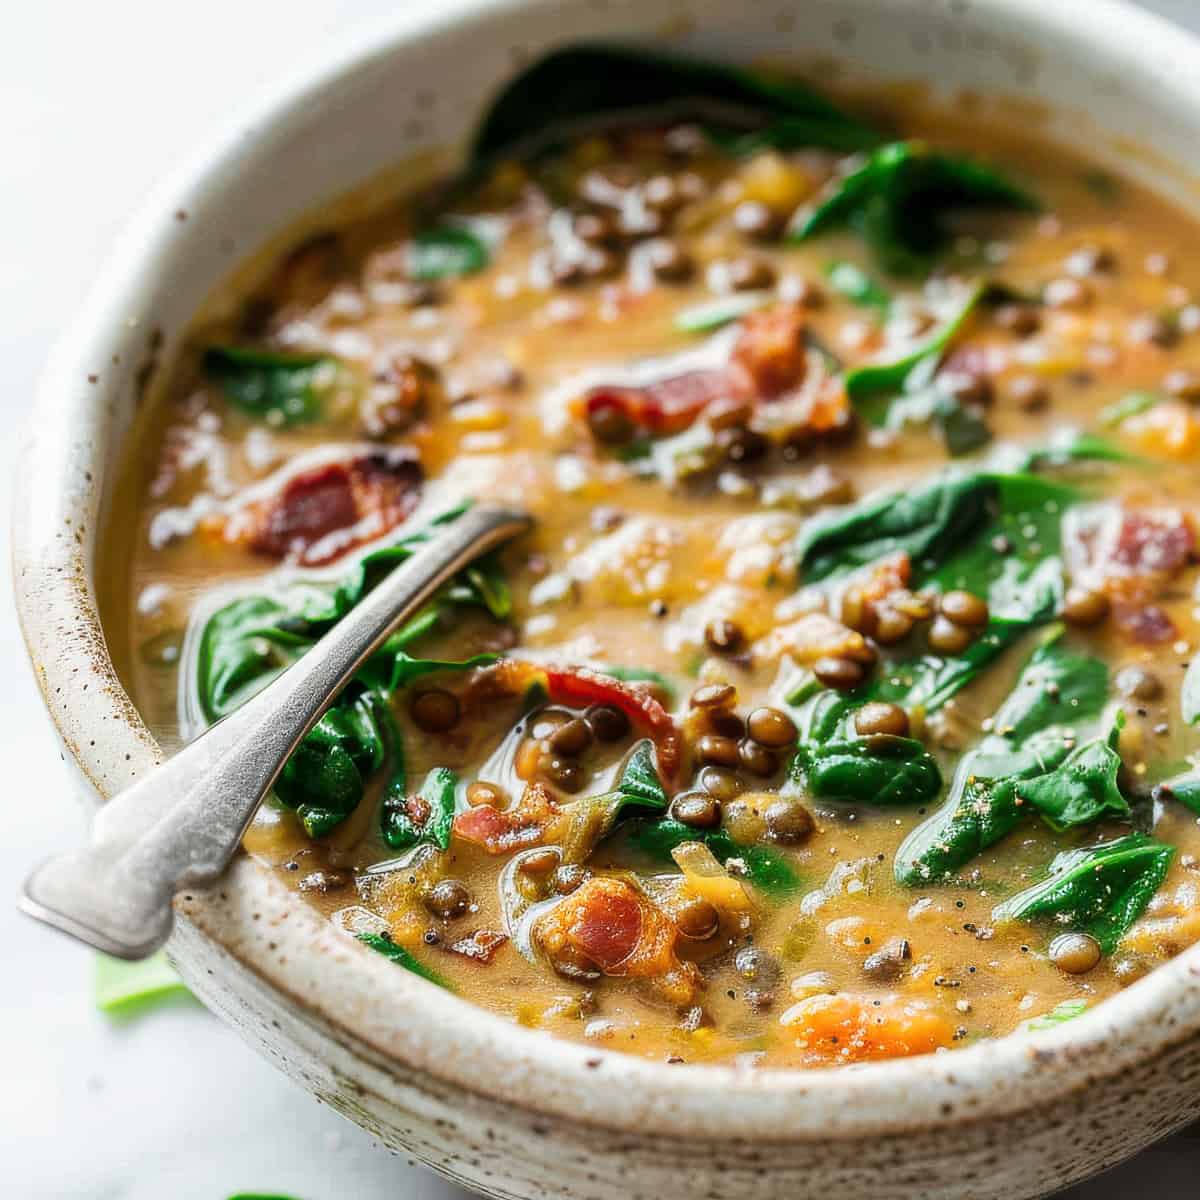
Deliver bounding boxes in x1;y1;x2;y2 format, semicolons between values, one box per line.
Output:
470;44;882;167
825;260;890;311
790;141;1038;273
408;224;489;279
794;734;942;807
1100;391;1160;428
992;833;1174;954
381;766;459;851
1019;998;1089;1033
203;346;337;426
357;931;449;987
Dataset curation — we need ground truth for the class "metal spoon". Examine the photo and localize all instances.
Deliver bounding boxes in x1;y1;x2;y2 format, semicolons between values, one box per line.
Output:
19;505;532;960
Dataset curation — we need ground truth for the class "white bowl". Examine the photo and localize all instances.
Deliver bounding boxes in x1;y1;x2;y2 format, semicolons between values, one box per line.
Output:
14;2;1200;1196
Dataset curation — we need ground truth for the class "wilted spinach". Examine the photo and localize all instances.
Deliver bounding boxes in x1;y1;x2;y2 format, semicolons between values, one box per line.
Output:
407;223;490;280
192;508;511;838
357;931;449;987
790;141;1038;274
992;833;1174;954
381;766;459;852
469;44;883;169
794;733;942;807
204;346;338;426
825;261;890;312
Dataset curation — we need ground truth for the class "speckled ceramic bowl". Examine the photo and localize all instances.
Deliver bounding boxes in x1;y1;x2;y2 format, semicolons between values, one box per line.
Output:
14;1;1200;1196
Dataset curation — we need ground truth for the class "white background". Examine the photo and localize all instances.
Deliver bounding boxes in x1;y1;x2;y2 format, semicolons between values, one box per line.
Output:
3;2;1199;1196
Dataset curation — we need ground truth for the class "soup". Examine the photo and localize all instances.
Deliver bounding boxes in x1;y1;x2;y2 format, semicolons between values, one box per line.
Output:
104;46;1200;1067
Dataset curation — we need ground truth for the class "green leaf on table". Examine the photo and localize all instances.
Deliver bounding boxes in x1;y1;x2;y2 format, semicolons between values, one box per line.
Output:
1019;998;1089;1033
469;44;883;168
407;223;489;280
825;261;890;311
94;950;191;1017
381;766;459;852
992;832;1174;954
789;141;1038;273
357;931;449;988
203;346;337;426
630;818;801;896
1099;391;1160;428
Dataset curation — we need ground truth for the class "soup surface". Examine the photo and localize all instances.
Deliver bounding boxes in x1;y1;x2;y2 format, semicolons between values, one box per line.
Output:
106;47;1200;1067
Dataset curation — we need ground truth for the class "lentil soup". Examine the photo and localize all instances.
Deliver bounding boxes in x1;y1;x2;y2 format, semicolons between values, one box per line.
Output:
103;46;1200;1068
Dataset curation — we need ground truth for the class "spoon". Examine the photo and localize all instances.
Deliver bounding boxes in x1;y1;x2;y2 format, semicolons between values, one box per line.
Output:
19;505;532;960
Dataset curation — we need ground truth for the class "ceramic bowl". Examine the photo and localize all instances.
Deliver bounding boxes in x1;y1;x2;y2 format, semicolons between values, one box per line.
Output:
14;1;1200;1196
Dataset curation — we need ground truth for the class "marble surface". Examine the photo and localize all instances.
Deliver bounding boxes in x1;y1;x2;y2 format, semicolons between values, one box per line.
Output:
3;1;1198;1195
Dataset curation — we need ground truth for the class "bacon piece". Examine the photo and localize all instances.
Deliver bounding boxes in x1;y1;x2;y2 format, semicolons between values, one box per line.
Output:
1112;603;1178;644
583;368;745;438
543;666;682;780
1067;505;1195;643
729;304;808;398
452;781;560;855
783;992;954;1063
534;876;701;1004
447;930;508;964
225;450;422;566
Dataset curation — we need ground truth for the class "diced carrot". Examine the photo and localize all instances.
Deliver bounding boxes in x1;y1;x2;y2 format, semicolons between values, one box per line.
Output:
782;992;954;1063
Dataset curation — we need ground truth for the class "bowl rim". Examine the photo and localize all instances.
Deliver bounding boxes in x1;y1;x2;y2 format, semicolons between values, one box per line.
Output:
14;0;1200;1141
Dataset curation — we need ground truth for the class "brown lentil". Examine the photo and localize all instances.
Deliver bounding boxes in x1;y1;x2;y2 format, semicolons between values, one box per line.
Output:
746;707;798;749
854;702;911;738
410;688;460;733
586;703;631;742
928;615;973;655
670;791;723;829
1062;586;1111;628
813;656;867;690
1048;931;1102;975
424;879;472;920
940;590;989;627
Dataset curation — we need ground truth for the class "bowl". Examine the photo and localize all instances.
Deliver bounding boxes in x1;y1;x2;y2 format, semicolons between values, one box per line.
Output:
14;1;1200;1196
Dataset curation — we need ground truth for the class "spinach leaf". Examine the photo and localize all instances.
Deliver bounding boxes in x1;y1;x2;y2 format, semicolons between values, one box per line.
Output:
1018;715;1129;832
845;282;987;404
192;509;513;838
203;346;337;426
790;141;1038;273
470;44;882;167
357;931;449;987
795;734;942;807
674;291;772;333
381;766;458;851
559;739;668;863
408;224;489;279
825;261;890;311
630;818;801;896
1100;391;1160;428
275;690;391;838
1019;998;1088;1033
992;833;1174;954
796;470;997;583
1153;770;1200;816
895;638;1114;884
1182;656;1200;725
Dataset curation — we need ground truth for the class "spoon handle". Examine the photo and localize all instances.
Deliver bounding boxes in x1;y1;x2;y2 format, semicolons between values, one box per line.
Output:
20;506;531;959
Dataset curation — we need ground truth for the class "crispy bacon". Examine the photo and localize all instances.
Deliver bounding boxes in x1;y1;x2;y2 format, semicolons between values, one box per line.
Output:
447;930;508;964
452;781;560;855
1067;505;1195;643
223;450;422;566
578;304;815;441
1113;603;1178;645
534;876;701;1004
583;369;745;438
729;304;809;398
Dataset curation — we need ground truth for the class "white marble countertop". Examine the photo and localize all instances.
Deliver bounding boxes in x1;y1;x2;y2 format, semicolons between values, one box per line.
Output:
3;1;1198;1195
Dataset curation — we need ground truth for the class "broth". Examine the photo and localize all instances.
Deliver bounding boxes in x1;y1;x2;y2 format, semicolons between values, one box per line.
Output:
104;51;1200;1067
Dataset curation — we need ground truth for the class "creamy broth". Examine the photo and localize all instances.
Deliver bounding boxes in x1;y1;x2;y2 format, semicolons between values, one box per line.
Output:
103;51;1200;1067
